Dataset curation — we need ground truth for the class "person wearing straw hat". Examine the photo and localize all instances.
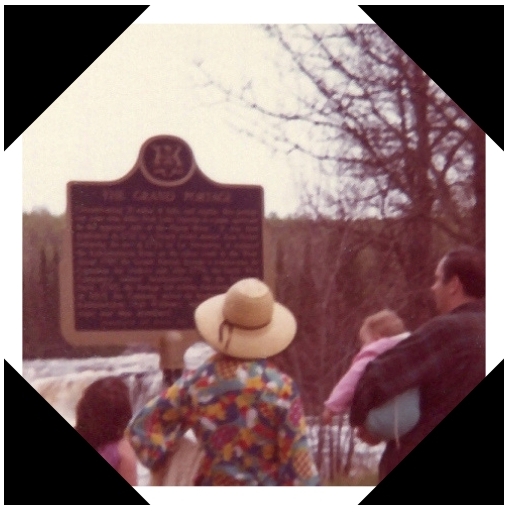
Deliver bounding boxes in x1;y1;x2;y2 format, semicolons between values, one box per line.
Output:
127;278;320;486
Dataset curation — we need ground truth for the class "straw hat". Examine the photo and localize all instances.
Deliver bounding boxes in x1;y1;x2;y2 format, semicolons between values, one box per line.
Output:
194;278;297;359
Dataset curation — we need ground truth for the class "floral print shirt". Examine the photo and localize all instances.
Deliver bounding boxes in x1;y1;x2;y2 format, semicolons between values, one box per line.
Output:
127;353;320;486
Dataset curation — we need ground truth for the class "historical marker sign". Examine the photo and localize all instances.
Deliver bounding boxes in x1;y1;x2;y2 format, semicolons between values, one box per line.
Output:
60;135;264;347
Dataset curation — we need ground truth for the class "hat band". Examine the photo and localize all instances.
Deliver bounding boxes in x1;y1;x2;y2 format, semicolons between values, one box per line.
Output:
218;318;272;353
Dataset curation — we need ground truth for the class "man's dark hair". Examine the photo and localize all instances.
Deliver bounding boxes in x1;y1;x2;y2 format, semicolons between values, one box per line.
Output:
442;246;485;299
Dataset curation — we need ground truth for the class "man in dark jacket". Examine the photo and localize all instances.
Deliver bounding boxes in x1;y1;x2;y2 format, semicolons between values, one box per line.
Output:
350;246;485;481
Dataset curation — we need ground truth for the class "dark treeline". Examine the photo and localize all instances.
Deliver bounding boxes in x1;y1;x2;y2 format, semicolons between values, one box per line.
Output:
23;209;481;413
23;211;127;360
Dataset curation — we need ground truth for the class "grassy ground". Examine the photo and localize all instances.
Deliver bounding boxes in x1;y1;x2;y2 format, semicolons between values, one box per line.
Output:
325;471;379;486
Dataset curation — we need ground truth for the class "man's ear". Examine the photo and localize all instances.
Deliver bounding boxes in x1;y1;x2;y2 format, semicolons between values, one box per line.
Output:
448;274;463;296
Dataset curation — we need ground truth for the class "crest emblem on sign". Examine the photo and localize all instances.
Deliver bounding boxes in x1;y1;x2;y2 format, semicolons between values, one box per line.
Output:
140;136;195;186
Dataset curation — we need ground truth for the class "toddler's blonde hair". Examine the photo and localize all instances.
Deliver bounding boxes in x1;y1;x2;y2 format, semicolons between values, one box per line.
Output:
360;309;406;343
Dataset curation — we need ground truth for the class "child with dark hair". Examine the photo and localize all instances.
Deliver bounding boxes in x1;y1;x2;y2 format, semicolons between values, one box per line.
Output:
75;376;138;485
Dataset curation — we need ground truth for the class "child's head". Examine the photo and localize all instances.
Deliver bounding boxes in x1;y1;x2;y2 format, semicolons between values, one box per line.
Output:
359;309;406;347
75;376;132;449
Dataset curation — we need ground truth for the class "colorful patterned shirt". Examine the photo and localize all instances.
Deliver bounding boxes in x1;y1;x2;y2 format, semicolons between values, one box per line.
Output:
127;353;320;486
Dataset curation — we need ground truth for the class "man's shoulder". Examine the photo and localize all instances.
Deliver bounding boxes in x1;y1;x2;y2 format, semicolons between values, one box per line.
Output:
416;301;484;330
454;299;485;314
392;303;485;356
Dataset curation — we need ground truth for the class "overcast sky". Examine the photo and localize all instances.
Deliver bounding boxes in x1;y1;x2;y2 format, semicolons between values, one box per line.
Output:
22;23;312;218
19;7;378;219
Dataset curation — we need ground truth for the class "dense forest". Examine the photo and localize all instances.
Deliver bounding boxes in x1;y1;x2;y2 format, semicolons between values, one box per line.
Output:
23;208;481;413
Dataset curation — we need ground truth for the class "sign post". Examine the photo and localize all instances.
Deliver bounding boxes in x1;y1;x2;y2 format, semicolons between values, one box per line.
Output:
60;135;266;371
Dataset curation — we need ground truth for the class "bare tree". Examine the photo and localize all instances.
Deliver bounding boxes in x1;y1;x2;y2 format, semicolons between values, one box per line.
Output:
198;24;485;326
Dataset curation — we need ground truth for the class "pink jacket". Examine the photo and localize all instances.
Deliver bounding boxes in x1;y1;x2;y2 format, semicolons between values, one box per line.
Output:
324;332;410;414
98;440;121;470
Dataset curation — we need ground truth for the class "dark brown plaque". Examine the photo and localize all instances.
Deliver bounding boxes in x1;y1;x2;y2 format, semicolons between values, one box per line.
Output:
61;135;264;342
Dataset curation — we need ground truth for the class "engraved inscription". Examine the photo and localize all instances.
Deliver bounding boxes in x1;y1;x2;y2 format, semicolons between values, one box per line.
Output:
72;202;263;331
68;136;263;333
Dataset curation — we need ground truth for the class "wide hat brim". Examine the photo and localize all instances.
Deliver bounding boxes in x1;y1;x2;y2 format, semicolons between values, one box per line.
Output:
194;293;297;359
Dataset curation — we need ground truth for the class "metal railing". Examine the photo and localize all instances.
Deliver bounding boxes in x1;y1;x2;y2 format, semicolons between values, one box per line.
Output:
306;415;384;483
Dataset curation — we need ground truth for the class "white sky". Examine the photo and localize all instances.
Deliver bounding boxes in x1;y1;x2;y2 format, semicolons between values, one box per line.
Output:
3;1;508;506
22;23;310;218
